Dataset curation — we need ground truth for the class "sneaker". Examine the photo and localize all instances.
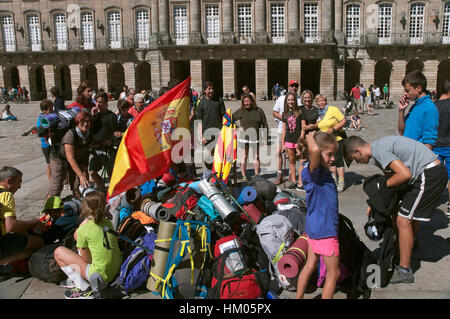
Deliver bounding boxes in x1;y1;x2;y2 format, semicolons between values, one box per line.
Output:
60;278;76;289
64;287;94;299
390;265;414;284
337;181;345;193
274;172;283;185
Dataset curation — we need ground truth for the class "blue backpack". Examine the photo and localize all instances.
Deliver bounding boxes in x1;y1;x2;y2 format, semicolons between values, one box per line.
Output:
115;232;157;295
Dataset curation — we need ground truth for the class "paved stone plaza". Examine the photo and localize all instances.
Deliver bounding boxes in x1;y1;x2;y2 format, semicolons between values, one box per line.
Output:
0;99;449;299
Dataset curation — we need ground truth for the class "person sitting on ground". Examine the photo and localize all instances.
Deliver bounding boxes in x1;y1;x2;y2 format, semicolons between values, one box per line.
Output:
50;87;66;112
0;167;44;268
349;111;368;131
67;82;95;112
54;191;121;299
2;104;17;121
343;135;447;284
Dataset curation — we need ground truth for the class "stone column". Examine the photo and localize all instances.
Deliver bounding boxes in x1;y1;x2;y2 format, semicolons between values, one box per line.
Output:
255;59;268;99
123;62;136;89
150;51;162;91
69;64;81;98
159;0;170;44
151;0;159;45
223;59;235;95
190;0;201;44
190;60;202;92
222;0;234;43
255;0;266;43
336;64;345;98
334;0;345;45
43;65;55;98
18;65;30;98
423;60;439;92
96;63;108;92
320;59;335;98
288;59;301;85
0;67;4;88
361;59;375;87
390;60;407;101
288;0;300;43
322;0;333;42
160;58;171;87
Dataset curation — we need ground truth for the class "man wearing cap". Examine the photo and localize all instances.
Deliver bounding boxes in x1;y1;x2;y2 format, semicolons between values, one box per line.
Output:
40;196;80;245
342;135;446;284
272;80;302;185
0;166;44;267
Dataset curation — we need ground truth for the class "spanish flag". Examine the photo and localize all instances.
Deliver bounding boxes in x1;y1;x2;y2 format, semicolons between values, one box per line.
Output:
107;77;191;200
212;108;237;183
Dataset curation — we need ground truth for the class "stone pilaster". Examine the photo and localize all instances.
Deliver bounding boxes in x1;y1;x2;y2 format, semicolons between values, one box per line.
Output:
0;67;4;88
222;0;234;43
123;62;136;89
336;64;345;98
190;0;201;44
423;60;439;92
390;60;407;101
159;0;169;44
43;65;55;98
190;60;202;92
223;59;235;95
288;59;301;86
96;63;108;92
255;59;268;98
288;0;300;43
160;58;171;87
69;64;81;98
322;0;333;42
255;0;266;43
17;65;30;98
361;59;375;87
150;51;162;91
320;59;335;98
150;0;159;45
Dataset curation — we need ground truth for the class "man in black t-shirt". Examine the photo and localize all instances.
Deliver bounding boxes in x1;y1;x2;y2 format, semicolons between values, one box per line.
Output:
196;81;226;169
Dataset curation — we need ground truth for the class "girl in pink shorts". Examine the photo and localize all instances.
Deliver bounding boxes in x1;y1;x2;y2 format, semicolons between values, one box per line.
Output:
295;131;340;299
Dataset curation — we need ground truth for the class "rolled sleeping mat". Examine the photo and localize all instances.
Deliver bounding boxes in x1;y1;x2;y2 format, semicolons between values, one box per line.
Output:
273;192;290;207
147;220;177;294
237;186;257;205
155;206;174;222
125;188;141;208
140;197;163;220
41;113;59;129
242;203;264;225
198;179;239;226
277;233;309;279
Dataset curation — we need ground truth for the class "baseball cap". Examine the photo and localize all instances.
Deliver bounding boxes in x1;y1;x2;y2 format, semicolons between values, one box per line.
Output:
42;196;64;213
289;80;299;87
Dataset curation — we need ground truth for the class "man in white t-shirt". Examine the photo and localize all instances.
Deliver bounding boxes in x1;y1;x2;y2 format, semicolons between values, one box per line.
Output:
272;80;302;185
374;86;381;107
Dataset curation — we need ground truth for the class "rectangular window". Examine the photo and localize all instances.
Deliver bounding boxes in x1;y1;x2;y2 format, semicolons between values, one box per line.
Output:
136;9;150;48
443;3;450;44
410;4;424;44
346;4;360;45
205;5;220;44
238;4;252;43
1;15;15;52
54;13;67;51
271;3;285;43
174;6;188;45
82;12;94;50
28;14;41;51
304;3;319;43
108;10;122;49
377;4;392;44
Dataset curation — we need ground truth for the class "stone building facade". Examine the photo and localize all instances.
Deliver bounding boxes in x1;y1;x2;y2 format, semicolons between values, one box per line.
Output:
0;0;449;101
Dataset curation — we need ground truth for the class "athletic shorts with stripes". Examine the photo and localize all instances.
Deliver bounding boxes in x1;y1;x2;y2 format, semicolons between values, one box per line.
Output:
398;163;447;222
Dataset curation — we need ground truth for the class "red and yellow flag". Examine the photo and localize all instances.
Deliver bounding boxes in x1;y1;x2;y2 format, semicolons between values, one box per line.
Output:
107;77;191;200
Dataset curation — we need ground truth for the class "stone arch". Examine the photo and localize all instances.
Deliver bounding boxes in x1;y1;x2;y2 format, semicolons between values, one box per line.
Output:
81;64;98;92
3;66;20;90
29;65;46;100
405;59;424;75
108;62;125;99
344;59;361;92
135;61;151;92
55;65;72;100
375;60;393;89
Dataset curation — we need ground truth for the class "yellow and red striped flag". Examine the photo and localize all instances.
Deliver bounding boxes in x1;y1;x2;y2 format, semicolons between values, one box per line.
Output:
107;77;191;200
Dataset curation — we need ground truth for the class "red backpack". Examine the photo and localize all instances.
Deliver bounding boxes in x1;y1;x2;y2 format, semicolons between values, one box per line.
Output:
159;184;200;220
208;235;263;299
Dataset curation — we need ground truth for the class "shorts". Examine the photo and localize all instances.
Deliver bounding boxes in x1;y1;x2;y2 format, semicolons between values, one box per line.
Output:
306;235;339;257
398;163;447;221
332;139;344;168
0;233;28;259
285;142;297;149
42;147;50;164
433;147;450;180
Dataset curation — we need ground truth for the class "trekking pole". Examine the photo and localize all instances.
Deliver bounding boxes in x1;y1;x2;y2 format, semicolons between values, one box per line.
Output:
103;226;153;254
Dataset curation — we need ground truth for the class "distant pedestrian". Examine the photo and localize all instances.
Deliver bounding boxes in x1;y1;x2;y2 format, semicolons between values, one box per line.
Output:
350;83;361;112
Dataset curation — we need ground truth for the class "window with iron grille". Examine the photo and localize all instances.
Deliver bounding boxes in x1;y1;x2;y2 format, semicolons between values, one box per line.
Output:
443;2;450;43
377;4;392;44
304;3;318;43
238;4;252;42
410;3;424;44
1;15;15;52
54;13;67;50
28;14;41;51
346;4;360;45
205;4;219;44
174;6;188;44
271;3;285;43
136;9;150;48
108;10;122;48
82;12;94;49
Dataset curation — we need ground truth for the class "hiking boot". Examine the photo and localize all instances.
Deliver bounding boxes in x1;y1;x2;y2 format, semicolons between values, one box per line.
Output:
238;176;247;183
337;181;345;193
390;265;414;284
64;287;94;299
274;172;283;185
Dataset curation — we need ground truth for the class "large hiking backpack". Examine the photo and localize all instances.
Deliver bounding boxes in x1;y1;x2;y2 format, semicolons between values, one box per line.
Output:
159;184;201;221
256;215;294;289
156;220;212;299
28;228;77;284
207;234;264;299
116;213;149;254
113;232;157;295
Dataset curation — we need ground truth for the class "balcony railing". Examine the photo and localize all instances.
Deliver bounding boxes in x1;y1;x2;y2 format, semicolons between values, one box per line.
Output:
350;32;447;46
